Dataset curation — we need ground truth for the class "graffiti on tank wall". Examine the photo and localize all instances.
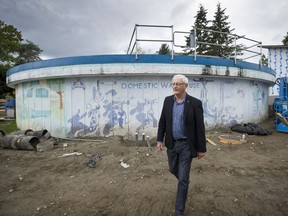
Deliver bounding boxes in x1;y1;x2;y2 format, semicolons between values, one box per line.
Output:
66;80;139;137
16;76;269;137
46;79;64;110
68;79;90;137
193;78;214;117
188;78;247;128
102;89;127;136
130;99;158;133
64;77;268;137
21;80;51;118
16;79;64;133
219;79;242;126
67;80;159;137
19;81;40;120
66;78;203;137
198;78;262;128
21;80;65;120
67;80;126;137
19;83;49;118
251;81;266;115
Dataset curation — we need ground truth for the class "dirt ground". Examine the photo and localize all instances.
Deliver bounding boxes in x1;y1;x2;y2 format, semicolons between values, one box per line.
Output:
0;117;287;216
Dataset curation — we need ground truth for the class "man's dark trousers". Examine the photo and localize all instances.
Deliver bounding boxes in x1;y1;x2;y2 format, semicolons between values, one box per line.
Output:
167;140;192;216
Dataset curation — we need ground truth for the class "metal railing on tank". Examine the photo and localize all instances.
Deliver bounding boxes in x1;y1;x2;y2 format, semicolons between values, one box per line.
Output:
127;24;263;66
126;24;174;60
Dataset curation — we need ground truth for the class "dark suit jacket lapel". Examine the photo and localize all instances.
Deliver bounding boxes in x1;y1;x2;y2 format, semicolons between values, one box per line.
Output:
167;96;174;123
184;95;191;121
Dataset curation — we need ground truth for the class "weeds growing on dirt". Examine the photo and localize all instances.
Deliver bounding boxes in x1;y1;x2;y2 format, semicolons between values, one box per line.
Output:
0;120;18;133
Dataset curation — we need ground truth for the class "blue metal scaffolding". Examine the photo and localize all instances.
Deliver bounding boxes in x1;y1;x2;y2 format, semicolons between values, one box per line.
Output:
274;77;288;133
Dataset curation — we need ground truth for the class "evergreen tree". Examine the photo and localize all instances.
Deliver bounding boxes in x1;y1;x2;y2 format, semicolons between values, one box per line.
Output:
260;54;268;67
157;43;171;55
207;3;234;57
185;4;209;55
282;32;288;46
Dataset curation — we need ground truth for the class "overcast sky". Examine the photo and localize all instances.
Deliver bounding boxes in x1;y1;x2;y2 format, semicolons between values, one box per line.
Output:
1;0;287;60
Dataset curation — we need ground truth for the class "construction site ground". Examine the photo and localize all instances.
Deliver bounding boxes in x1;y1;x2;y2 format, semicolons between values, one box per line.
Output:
0;117;287;216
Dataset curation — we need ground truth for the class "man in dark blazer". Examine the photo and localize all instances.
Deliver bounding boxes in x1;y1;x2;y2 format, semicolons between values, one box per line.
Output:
157;74;206;216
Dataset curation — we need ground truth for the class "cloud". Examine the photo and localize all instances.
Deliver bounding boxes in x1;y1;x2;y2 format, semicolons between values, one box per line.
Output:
1;0;287;59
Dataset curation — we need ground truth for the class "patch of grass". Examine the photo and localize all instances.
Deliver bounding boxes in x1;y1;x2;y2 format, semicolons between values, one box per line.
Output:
0;120;19;134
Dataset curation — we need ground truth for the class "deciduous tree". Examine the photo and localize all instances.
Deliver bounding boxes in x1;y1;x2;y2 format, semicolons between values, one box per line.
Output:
0;20;22;64
0;20;43;97
15;40;43;65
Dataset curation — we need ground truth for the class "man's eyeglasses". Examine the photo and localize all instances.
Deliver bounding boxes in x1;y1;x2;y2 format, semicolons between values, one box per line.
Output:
172;83;185;87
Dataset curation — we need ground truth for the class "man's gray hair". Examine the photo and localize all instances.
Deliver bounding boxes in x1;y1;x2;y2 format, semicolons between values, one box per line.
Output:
172;74;189;84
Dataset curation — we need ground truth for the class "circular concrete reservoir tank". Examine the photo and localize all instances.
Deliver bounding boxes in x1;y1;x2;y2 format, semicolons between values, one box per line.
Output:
6;54;275;138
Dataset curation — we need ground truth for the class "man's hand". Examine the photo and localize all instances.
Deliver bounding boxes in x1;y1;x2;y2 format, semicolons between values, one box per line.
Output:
157;143;164;151
197;152;205;159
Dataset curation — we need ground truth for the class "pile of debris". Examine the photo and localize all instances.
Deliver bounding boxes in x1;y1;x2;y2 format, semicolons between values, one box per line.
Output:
231;123;272;135
0;129;57;152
